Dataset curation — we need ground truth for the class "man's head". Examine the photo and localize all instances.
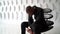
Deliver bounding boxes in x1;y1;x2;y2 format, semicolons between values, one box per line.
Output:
26;6;35;16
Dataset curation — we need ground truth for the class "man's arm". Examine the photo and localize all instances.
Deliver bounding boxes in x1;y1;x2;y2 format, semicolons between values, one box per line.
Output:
35;8;44;22
28;15;34;26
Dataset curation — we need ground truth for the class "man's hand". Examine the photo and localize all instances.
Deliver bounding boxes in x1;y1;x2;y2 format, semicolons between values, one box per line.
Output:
26;27;34;34
26;27;32;32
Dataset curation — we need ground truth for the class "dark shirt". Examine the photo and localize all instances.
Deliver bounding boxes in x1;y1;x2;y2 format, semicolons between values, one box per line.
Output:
28;7;47;26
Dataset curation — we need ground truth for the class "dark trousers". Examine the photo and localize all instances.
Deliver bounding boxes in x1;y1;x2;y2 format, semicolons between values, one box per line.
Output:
21;22;41;34
21;22;29;34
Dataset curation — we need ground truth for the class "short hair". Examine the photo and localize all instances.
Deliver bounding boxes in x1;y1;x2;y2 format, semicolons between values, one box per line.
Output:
33;5;37;9
26;6;31;13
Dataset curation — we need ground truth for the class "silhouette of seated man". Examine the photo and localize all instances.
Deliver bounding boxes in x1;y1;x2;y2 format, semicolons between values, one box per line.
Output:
21;6;54;34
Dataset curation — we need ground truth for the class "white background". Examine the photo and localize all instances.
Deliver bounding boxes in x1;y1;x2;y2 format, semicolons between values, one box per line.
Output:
0;0;60;34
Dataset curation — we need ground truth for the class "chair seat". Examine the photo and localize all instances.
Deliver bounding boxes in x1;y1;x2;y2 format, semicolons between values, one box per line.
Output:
43;8;52;13
46;20;54;26
40;26;53;33
44;14;53;19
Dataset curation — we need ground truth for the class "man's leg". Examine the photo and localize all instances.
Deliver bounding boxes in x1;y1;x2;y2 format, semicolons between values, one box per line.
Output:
30;24;41;34
21;22;28;34
33;27;41;34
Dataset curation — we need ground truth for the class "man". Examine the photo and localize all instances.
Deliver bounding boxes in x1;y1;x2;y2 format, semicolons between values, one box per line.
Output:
21;6;54;34
21;6;33;34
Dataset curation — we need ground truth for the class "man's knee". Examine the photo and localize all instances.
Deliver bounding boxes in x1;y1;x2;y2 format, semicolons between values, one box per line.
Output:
21;22;28;27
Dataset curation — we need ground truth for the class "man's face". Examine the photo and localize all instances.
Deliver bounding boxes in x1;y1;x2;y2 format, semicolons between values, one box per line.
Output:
26;7;34;15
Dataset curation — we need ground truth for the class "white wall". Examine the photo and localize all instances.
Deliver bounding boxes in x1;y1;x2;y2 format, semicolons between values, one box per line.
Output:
0;0;60;34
